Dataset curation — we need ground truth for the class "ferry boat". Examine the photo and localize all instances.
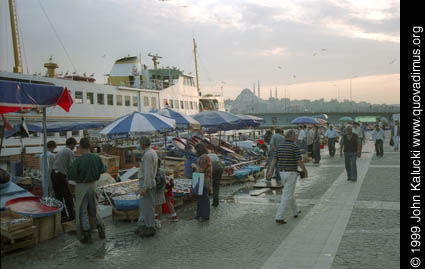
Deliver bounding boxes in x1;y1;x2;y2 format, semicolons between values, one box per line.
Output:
0;0;224;158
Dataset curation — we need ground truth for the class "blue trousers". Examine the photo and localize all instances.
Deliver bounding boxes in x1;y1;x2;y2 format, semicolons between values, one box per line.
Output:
344;152;357;181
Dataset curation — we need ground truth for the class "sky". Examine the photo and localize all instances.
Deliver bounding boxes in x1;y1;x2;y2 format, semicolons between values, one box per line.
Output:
0;0;400;104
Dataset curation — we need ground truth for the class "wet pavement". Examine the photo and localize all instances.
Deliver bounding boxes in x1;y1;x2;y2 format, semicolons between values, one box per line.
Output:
1;132;400;269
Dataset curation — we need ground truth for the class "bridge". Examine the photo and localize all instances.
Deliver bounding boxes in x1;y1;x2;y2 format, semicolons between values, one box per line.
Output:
251;111;398;127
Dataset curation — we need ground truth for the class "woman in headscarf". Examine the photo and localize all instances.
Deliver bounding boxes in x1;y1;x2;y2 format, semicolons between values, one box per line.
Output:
192;143;212;222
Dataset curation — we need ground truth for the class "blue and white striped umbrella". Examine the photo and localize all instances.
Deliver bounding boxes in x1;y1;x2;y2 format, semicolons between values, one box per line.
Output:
193;111;244;131
291;116;320;125
149;108;200;130
99;112;176;139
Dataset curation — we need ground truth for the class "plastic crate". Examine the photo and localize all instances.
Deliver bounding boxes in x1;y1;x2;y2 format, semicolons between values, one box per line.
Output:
112;197;139;211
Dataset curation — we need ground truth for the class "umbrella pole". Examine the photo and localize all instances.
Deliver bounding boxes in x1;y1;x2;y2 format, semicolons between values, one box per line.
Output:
42;108;48;198
0;124;4;156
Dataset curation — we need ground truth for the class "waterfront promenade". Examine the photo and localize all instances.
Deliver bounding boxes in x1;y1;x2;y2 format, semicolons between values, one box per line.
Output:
1;134;400;269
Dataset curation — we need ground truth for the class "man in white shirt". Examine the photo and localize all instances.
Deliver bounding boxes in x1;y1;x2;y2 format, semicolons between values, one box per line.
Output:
372;125;385;157
40;140;57;196
324;125;338;157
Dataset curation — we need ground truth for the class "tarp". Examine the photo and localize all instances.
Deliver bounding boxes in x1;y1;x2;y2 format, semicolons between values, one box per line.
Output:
149;108;200;130
0;80;73;114
236;114;265;127
354;116;378;123
193;111;244;131
4;121;109;138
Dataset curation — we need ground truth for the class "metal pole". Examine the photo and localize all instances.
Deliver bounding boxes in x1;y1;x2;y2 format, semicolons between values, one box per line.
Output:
42;108;48;197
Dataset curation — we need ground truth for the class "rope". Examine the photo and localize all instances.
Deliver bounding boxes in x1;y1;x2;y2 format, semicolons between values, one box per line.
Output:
37;0;77;72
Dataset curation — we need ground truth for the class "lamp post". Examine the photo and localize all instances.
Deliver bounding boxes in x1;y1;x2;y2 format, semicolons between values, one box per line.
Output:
331;84;339;101
221;81;225;97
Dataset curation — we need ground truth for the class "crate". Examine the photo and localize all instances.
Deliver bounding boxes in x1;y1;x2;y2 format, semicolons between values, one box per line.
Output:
1;234;36;254
100;154;120;170
32;213;62;243
0;210;33;233
112;208;139;223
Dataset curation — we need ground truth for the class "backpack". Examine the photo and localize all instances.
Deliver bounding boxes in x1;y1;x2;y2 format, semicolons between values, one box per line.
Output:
155;169;166;190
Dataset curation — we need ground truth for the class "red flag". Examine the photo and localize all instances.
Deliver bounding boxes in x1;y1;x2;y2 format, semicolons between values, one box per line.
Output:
1;114;13;131
56;88;73;112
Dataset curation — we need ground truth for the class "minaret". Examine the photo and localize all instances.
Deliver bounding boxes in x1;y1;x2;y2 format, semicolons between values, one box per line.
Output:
253;83;256;96
258;80;260;98
270;88;272;99
275;88;277;98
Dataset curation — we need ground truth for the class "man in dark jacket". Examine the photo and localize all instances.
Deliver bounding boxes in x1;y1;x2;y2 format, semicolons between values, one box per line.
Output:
68;137;106;243
340;126;360;181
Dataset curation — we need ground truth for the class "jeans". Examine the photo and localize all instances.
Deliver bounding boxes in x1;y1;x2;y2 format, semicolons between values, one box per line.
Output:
375;139;384;156
328;138;336;157
275;171;299;220
344;152;357;181
267;152;282;181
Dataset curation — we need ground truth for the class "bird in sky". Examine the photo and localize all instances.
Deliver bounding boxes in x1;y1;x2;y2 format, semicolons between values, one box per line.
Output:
321;48;327;51
101;54;106;58
277;66;283;69
389;59;396;64
313;52;317;56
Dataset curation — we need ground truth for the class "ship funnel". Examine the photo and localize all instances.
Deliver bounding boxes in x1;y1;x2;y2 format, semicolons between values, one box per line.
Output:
44;58;59;78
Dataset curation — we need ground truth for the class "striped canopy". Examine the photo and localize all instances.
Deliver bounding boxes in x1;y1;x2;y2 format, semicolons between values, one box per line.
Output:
339;116;354;122
150;108;200;130
99;112;176;139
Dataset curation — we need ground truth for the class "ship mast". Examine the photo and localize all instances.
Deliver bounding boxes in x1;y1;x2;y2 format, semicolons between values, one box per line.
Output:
8;0;23;73
193;38;201;96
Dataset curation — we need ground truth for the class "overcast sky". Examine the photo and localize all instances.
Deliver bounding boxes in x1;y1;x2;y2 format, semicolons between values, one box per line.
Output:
1;0;400;104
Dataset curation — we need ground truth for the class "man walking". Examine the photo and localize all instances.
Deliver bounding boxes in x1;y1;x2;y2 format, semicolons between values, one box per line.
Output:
324;125;338;157
135;136;158;237
372;124;385;157
68;138;106;244
340;126;360;181
312;125;321;164
306;125;315;159
268;129;285;183
267;130;308;224
51;137;77;222
391;120;400;151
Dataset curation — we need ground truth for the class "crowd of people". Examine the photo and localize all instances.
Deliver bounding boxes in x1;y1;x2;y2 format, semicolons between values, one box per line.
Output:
27;118;400;242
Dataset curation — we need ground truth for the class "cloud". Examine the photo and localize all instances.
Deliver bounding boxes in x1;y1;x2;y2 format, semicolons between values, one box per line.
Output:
258;47;289;57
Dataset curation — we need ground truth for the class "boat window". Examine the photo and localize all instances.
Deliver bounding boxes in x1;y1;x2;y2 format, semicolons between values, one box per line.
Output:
117;95;123;106
170;100;174;108
184;101;188;109
190;101;193;110
72;130;80;136
86;92;94;104
97;93;104;105
47;132;55;137
132;96;138;107
59;131;67;137
151;97;157;109
174;100;179;109
107;94;114;105
144;96;149;107
75;91;83;104
194;102;198;110
180;101;184;109
125;96;131;106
